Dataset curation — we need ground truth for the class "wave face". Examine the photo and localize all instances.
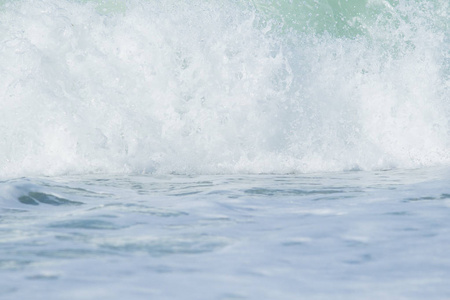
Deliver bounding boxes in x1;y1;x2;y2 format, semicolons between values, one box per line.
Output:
0;0;449;176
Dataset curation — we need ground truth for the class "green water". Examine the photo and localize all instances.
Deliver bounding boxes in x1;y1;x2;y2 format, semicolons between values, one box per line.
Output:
252;0;448;37
251;0;366;36
1;0;447;39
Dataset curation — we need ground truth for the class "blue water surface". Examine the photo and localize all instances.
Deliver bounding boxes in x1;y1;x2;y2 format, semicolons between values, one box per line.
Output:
1;167;449;299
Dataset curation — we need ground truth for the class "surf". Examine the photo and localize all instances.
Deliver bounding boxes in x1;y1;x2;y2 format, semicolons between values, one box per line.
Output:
0;0;448;177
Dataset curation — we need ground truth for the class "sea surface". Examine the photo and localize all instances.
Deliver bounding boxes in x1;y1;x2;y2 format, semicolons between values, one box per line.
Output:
1;0;449;299
1;169;450;299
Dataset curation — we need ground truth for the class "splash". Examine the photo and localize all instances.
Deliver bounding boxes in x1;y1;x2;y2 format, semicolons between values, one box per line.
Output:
0;0;448;176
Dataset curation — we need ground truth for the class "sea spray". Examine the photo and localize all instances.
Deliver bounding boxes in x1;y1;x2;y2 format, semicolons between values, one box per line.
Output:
0;0;448;176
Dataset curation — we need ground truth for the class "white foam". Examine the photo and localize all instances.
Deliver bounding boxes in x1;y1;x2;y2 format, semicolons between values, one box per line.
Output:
0;0;448;177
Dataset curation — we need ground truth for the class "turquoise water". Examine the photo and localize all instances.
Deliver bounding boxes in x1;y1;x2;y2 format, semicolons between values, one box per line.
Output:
1;0;449;299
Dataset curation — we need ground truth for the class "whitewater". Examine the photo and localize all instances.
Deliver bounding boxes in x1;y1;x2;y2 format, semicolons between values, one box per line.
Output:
0;0;449;299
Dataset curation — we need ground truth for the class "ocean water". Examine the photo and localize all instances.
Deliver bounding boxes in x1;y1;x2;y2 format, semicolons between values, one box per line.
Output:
1;0;449;299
